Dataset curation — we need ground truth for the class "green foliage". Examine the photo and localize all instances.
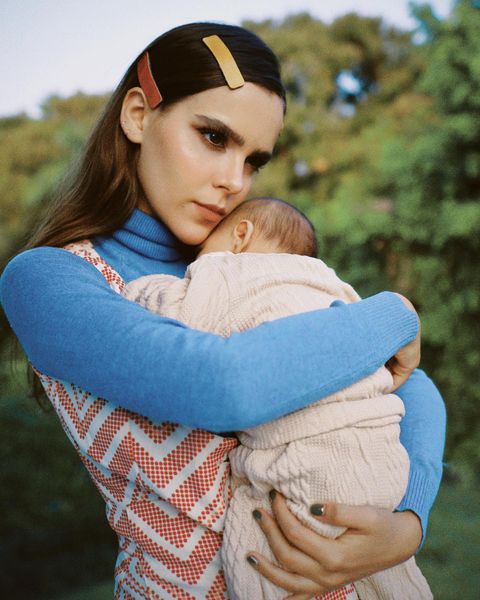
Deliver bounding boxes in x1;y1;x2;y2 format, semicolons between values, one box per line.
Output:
0;93;107;262
372;0;480;467
253;0;480;472
417;477;480;599
0;355;116;598
1;3;479;596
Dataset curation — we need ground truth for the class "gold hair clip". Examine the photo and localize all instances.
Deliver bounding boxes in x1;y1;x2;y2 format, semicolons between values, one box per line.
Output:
137;52;163;109
202;35;245;90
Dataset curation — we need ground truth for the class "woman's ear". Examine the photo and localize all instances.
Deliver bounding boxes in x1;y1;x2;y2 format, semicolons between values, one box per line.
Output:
232;220;255;253
120;87;150;144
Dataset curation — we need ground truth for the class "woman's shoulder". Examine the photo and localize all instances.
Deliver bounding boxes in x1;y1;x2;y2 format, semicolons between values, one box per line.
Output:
0;245;112;309
2;245;109;280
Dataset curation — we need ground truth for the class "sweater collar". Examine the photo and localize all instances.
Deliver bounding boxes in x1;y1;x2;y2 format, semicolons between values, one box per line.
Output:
112;209;194;262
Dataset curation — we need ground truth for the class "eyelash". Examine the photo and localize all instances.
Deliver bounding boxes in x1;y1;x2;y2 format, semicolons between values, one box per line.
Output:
198;127;228;149
197;126;267;173
248;159;266;173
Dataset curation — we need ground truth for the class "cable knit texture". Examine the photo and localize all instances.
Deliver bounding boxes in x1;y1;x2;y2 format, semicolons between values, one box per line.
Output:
125;251;433;600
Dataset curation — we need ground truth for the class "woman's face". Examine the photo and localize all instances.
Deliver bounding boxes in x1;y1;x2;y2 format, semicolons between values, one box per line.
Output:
134;83;284;245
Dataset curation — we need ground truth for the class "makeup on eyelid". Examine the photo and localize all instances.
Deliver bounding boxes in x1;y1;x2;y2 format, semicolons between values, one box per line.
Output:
194;116;273;170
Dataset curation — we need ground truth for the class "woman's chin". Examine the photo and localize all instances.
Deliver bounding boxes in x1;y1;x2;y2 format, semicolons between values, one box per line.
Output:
174;224;213;247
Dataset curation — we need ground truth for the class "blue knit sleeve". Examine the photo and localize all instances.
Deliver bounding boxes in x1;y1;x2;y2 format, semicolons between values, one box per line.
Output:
394;369;446;549
1;247;418;431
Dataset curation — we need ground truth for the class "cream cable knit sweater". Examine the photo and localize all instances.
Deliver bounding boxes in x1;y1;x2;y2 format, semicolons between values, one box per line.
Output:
124;252;432;600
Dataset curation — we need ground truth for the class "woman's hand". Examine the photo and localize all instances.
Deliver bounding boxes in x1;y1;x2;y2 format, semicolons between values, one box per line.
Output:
247;493;422;599
387;294;421;391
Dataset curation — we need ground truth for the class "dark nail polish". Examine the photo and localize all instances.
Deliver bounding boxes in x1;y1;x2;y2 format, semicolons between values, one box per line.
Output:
252;509;262;521
269;489;276;501
310;503;325;516
247;555;259;567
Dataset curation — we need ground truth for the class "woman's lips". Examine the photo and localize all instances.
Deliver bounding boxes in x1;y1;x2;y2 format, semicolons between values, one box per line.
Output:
194;202;226;223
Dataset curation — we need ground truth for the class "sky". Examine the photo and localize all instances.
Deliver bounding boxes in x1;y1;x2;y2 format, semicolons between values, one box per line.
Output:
0;0;454;118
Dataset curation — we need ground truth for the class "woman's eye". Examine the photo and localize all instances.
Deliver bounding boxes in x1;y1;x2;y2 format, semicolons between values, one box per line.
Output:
247;160;265;174
200;128;227;148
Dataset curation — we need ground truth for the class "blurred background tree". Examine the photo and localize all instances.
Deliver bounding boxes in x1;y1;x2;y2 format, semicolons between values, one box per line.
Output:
251;0;480;476
1;1;479;598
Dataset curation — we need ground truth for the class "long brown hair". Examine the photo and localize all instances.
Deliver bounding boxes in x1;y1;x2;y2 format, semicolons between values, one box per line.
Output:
24;22;286;251
21;22;286;402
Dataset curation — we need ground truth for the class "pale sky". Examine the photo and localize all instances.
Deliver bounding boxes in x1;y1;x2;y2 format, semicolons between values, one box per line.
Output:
0;0;453;118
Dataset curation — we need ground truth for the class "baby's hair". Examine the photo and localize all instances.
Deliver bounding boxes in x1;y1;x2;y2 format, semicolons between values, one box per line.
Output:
222;197;318;257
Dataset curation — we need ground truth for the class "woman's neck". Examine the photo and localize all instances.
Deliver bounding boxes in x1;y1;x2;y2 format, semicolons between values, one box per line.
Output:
92;208;195;282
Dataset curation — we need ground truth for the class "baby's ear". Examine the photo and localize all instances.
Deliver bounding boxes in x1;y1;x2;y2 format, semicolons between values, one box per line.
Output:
232;219;255;253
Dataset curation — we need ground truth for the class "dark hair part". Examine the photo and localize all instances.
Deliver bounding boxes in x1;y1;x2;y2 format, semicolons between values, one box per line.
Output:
222;197;318;258
24;22;286;251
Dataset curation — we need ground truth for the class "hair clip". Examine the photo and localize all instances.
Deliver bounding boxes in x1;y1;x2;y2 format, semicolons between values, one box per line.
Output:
202;35;245;90
137;52;163;109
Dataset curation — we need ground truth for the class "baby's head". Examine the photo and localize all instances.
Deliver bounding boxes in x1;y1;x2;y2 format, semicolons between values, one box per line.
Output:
198;197;318;258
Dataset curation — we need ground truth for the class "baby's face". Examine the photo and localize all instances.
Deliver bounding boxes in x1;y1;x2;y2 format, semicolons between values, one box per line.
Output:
197;224;235;256
198;220;282;257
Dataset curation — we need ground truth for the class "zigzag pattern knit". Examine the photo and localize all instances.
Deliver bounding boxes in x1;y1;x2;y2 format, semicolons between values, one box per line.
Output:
38;241;238;599
124;251;433;600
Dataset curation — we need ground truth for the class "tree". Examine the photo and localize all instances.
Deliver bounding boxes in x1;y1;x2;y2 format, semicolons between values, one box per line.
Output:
379;0;480;472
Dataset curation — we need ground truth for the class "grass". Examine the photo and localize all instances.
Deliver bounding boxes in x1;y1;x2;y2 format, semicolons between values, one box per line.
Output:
55;582;112;600
416;478;480;600
53;479;480;600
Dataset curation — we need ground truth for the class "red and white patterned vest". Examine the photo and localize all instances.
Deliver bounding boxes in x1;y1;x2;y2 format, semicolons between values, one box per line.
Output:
36;240;358;600
36;240;237;599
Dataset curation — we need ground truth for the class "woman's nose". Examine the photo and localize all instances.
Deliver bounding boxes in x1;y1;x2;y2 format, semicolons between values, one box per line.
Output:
214;156;246;195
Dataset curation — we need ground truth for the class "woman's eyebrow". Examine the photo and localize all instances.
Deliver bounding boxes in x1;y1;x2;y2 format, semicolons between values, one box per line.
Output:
194;114;273;163
195;114;245;146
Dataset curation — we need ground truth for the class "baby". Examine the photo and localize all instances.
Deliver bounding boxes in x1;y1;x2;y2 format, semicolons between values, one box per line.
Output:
123;198;432;600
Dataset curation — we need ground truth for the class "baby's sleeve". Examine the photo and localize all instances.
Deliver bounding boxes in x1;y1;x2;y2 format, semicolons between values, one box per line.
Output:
123;257;232;337
123;274;186;321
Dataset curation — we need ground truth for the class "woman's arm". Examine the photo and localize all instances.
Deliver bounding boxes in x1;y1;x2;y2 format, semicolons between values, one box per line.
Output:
0;247;418;431
395;369;446;546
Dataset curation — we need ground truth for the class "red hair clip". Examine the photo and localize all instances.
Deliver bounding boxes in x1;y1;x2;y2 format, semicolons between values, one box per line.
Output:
137;52;163;109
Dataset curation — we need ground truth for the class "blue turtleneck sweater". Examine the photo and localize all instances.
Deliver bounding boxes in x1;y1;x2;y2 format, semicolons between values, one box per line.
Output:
0;209;446;543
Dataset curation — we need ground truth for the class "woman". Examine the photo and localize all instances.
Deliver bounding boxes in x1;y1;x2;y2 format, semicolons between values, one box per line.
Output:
0;22;445;599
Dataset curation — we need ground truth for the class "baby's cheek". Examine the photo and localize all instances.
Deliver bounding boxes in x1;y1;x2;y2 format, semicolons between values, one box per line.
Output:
197;234;224;256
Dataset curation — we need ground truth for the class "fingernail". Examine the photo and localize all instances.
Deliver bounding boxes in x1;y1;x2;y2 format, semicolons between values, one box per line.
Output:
269;489;276;501
252;509;262;521
247;555;259;567
310;503;325;516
